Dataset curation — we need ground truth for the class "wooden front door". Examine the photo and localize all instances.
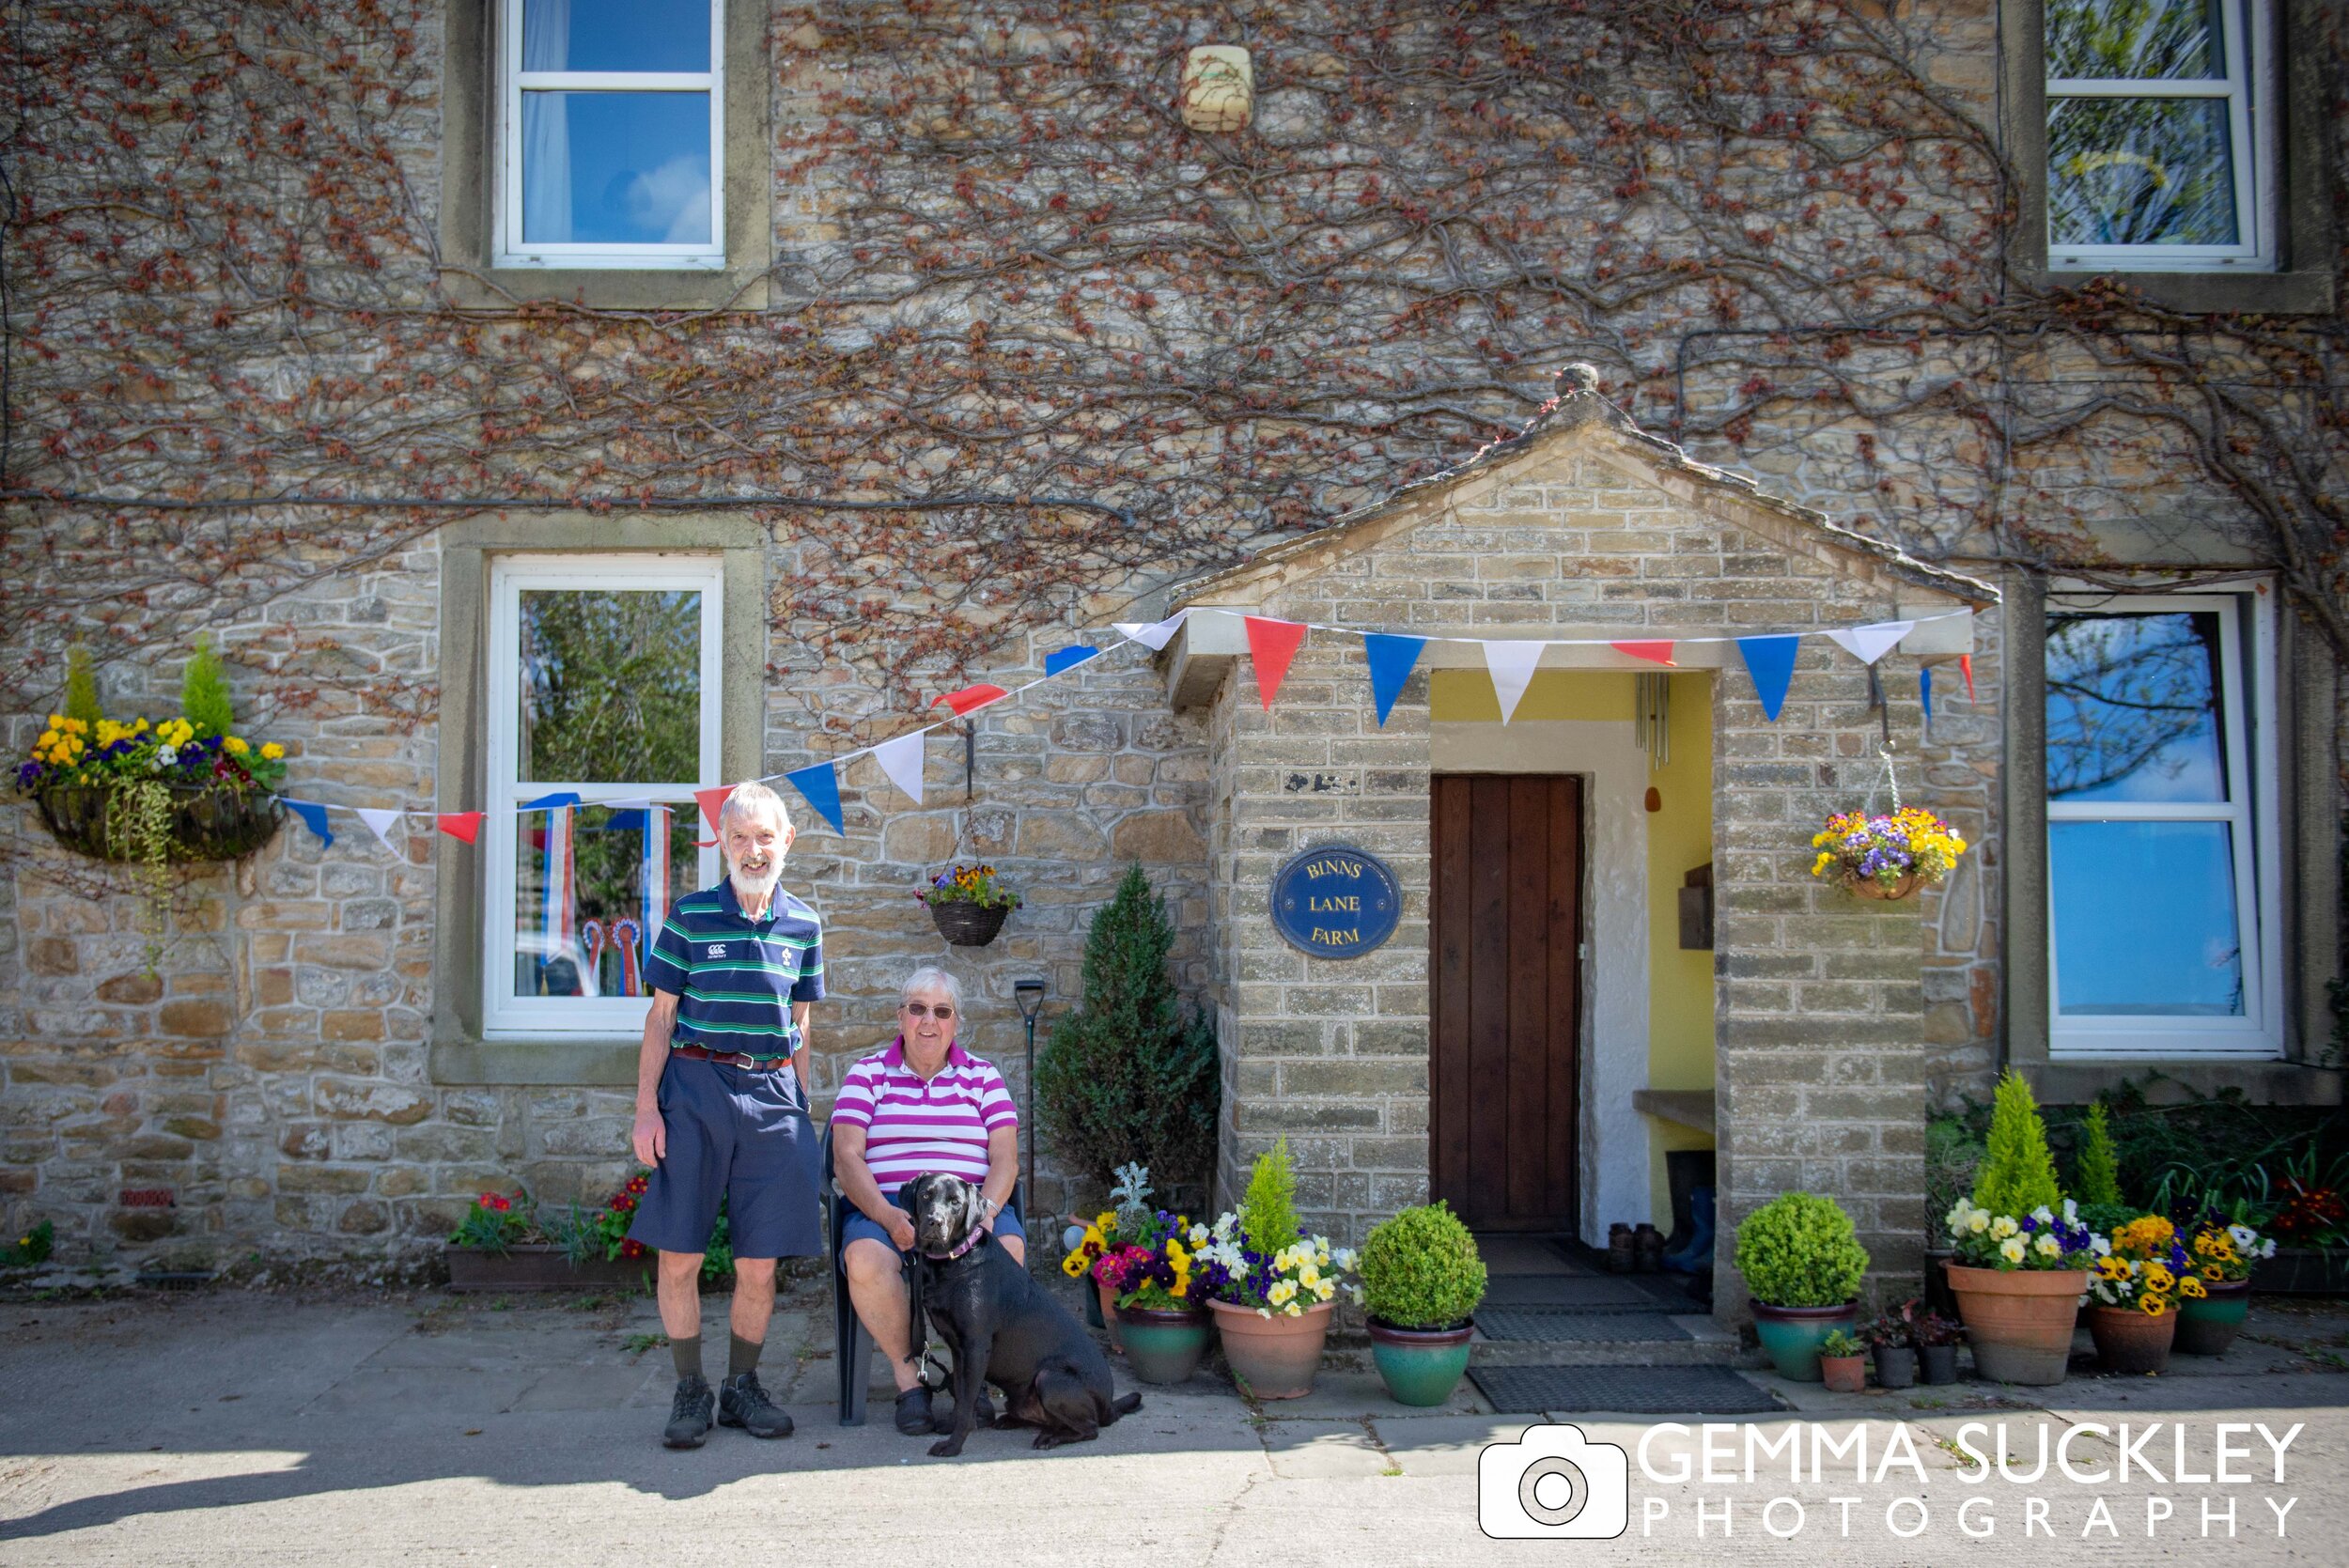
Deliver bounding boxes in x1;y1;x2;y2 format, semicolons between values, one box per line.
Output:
1430;774;1582;1232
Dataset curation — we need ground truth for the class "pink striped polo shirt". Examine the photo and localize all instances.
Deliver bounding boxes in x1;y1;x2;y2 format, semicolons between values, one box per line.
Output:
830;1038;1017;1190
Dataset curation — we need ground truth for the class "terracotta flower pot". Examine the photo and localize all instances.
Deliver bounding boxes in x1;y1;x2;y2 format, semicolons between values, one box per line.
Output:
2087;1304;2175;1374
1207;1298;1333;1399
1096;1278;1125;1353
2173;1279;2250;1356
1820;1353;1867;1393
1367;1319;1474;1407
1944;1262;2089;1386
1750;1300;1857;1382
1117;1305;1212;1385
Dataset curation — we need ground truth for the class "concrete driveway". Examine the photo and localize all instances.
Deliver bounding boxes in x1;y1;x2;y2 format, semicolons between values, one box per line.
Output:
3;1281;2345;1565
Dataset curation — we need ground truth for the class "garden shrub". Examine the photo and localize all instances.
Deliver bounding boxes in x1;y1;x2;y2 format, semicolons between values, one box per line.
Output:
1359;1201;1486;1328
2073;1099;2123;1208
1238;1137;1301;1254
1734;1192;1869;1307
181;636;235;738
1972;1070;2063;1219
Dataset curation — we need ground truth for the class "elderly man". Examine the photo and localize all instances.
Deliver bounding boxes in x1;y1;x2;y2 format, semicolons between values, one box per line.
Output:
628;780;824;1450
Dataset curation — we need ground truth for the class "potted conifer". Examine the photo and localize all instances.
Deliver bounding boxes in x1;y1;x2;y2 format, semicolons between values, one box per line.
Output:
1941;1072;2096;1386
1191;1139;1356;1399
1735;1192;1870;1381
1359;1201;1488;1406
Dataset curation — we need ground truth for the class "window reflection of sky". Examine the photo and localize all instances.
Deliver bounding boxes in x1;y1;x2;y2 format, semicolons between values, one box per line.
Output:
521;92;711;246
523;0;709;73
2046;612;2226;801
2052;820;2244;1016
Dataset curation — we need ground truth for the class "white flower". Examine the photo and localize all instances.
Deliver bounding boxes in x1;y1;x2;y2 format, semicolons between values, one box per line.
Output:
2033;1234;2061;1258
1332;1249;1357;1272
2061;1199;2079;1224
2262;1239;2277;1258
2228;1223;2258;1250
1299;1265;1321;1290
1968;1211;1991;1234
1999;1236;2028;1264
1990;1216;2019;1240
2030;1206;2054;1225
153;745;178;769
2091;1234;2112;1256
1268;1279;1297;1306
1315;1280;1335;1301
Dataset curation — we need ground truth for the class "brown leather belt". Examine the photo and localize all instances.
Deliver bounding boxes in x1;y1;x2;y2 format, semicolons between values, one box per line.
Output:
672;1043;792;1071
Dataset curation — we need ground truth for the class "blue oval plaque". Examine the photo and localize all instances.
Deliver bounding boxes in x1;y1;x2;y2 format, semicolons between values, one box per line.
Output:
1270;843;1402;959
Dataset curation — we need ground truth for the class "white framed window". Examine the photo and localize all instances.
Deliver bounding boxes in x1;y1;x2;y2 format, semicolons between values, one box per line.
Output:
496;0;725;270
484;554;723;1037
2044;588;2280;1058
2046;0;2274;272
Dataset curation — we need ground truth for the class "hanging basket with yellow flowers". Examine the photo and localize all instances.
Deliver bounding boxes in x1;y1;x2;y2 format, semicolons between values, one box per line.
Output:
917;862;1020;946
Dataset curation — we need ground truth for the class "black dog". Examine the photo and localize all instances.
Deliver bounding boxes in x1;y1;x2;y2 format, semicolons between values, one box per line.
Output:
901;1171;1141;1458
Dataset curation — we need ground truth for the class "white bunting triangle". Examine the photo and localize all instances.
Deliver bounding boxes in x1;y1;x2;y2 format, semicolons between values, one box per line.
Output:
871;731;926;806
355;807;402;851
1112;608;1190;651
1482;640;1550;723
1826;620;1915;666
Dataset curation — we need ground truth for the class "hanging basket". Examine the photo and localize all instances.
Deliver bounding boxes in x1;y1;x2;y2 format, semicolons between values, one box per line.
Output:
1843;873;1922;902
34;782;284;864
927;900;1010;947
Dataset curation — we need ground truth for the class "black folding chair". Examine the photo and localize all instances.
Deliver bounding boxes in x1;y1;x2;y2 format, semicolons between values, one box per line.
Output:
822;1124;1022;1426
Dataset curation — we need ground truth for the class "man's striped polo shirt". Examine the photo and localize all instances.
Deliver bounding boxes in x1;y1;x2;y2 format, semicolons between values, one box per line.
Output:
642;879;824;1060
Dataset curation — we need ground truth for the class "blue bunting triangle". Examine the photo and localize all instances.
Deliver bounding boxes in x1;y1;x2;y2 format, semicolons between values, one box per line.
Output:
521;790;583;812
1361;633;1428;728
1735;635;1800;723
1044;644;1099;677
283;798;334;848
785;761;846;836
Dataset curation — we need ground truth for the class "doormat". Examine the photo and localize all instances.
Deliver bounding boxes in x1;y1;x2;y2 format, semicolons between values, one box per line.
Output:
1472;1309;1692;1343
1481;1277;1664;1310
1469;1365;1781;1415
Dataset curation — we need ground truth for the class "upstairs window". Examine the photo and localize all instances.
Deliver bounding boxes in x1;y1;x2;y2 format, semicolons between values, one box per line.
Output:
2045;0;2273;272
2044;591;2279;1057
498;0;725;270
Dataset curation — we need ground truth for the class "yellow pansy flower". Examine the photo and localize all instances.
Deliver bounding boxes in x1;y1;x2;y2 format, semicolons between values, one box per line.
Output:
223;736;250;756
260;742;285;760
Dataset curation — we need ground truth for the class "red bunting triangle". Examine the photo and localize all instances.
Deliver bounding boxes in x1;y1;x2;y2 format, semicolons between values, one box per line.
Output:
435;812;483;845
1243;617;1308;710
930;683;1008;717
692;785;735;835
1611;641;1677;667
1959;654;1976;700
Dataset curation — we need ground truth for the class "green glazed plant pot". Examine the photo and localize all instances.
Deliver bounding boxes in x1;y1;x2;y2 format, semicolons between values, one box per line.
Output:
1366;1318;1474;1407
1750;1301;1858;1382
1117;1306;1212;1385
2172;1280;2250;1356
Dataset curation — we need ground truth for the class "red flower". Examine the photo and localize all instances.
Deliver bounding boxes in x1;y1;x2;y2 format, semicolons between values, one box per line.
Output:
620;1239;646;1260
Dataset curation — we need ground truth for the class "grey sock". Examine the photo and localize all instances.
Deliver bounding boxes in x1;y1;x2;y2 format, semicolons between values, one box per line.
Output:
671;1333;703;1381
728;1331;763;1377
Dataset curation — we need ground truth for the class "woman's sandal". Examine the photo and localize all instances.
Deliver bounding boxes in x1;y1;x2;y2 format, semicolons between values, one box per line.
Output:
894;1386;936;1436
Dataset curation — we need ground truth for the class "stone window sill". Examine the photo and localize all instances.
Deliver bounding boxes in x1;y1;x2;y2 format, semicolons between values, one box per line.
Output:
2018;1060;2342;1109
431;1037;638;1087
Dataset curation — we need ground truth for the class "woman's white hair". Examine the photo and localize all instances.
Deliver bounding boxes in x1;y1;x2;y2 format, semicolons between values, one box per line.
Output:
899;966;963;1016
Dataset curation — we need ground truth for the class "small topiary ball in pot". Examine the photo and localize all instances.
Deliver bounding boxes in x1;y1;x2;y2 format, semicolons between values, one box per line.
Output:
1359;1200;1488;1330
1734;1191;1871;1308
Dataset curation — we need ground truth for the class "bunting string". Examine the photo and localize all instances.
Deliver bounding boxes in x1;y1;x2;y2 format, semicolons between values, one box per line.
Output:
263;603;1972;849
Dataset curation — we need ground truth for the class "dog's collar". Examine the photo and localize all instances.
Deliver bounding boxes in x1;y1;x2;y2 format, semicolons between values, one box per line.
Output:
921;1229;987;1263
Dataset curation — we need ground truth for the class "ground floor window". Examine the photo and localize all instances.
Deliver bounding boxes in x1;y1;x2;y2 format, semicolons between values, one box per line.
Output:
483;553;723;1036
2044;588;2279;1057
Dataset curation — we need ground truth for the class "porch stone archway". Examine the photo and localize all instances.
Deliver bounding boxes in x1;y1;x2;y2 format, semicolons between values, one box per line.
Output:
1157;383;1996;1320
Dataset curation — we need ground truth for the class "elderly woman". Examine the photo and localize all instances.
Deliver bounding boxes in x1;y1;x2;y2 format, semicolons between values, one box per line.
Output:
832;966;1024;1436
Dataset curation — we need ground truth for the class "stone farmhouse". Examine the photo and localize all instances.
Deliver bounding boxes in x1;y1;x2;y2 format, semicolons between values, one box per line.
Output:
1;1;2340;1319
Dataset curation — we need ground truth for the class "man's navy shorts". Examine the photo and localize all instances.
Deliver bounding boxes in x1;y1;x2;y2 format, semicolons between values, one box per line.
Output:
627;1054;821;1260
839;1184;1028;1257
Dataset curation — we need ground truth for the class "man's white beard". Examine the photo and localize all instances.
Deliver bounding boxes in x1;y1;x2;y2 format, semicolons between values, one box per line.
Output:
729;854;782;908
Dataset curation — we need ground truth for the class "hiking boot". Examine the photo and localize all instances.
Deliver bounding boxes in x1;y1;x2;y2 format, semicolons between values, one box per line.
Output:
893;1386;936;1436
718;1371;793;1439
663;1374;715;1449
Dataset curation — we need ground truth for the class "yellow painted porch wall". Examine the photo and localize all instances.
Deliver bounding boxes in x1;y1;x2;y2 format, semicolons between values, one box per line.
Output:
1428;669;1718;1227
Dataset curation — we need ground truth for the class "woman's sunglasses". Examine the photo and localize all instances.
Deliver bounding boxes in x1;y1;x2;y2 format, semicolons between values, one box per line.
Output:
901;1002;955;1020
